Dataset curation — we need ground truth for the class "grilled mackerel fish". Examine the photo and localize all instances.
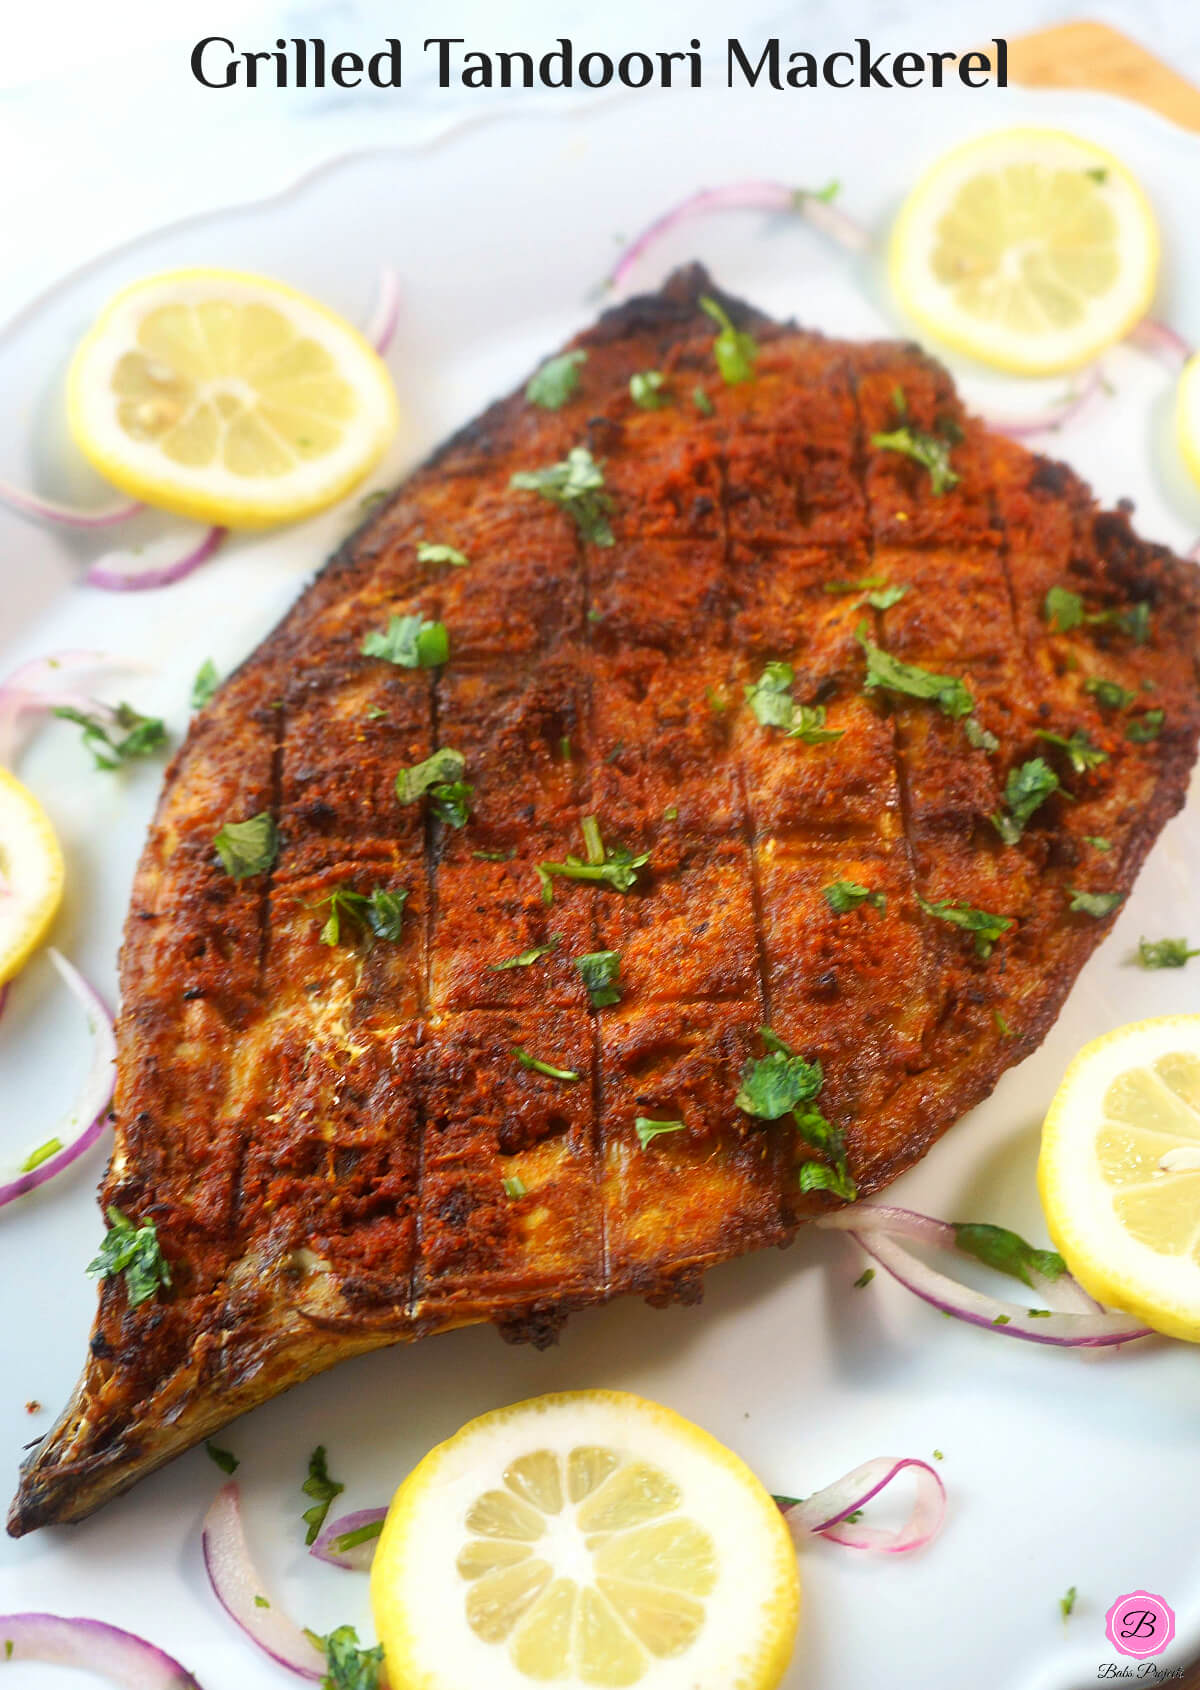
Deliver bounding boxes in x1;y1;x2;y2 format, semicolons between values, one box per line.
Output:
11;266;1200;1535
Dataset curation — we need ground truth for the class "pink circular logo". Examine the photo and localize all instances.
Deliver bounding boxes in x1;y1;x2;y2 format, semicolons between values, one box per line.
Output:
1105;1591;1176;1659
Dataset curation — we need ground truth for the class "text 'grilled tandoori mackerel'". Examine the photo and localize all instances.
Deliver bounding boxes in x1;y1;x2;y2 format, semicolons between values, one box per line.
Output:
11;266;1200;1534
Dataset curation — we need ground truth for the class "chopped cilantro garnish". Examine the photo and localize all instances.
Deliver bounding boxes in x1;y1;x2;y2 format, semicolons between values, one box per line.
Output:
1136;936;1200;969
55;701;168;771
474;847;516;862
635;1117;687;1150
302;1446;344;1546
853;1267;875;1289
430;781;472;827
365;706;386;721
18;1137;62;1173
316;886;409;947
511;446;614;546
416;541;469;567
318;1623;385;1690
525;350;586;410
87;1207;171;1308
575;950;622;1008
361;614;448;668
490;938;561;972
214;812;278;881
952;1222;1065;1288
331;1520;385;1555
824;576;885;594
870;424;960;494
1126;709;1165;742
663;804;679;821
699;294;757;384
863;583;909;611
1068;888;1124;918
964;716;999;753
1084;676;1135;710
994;1010;1015;1038
1035;729;1107;773
537;820;648;903
798;1161;858;1200
917;894;1012;958
1043;587;1153;643
191;659;220;711
395;747;468;812
1084;835;1112;851
513;1046;580;1083
823;880;886;915
1060;1586;1077;1622
254;1596;270;1608
856;624;973;719
990;758;1060;844
206;1442;239;1475
503;1175;528;1200
692;385;715;416
1043;585;1084;632
735;1029;855;1198
630;370;669;409
744;662;843;742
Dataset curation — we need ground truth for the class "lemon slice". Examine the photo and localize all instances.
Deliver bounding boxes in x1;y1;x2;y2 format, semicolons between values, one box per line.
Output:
1174;353;1200;489
0;769;65;985
67;269;398;528
371;1390;800;1690
1039;1017;1200;1343
889;127;1159;375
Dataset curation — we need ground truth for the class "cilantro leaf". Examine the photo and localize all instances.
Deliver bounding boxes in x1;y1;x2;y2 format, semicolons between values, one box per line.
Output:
1043;586;1083;632
1035;729;1107;773
699;294;757;384
1126;709;1165;743
575;950;622;1008
302;1446;344;1547
692;385;715;416
864;583;910;611
526;350;586;410
744;663;842;742
318;1625;385;1690
1084;835;1112;851
316;886;408;947
206;1442;239;1475
630;370;669;409
1060;1587;1077;1622
395;747;466;805
736;1047;824;1120
429;780;473;828
856;624;973;719
1068;888;1124;917
361;614;449;668
511;446;614;546
635;1117;687;1150
1043;587;1153;644
798;1160;858;1200
191;659;220;711
87;1206;171;1308
489;938;561;972
1136;936;1200;969
214;812;278;881
917;894;1013;958
990;758;1060;845
1084;676;1135;710
513;1046;580;1083
870;425;960;494
964;716;999;753
951;1221;1066;1288
825;576;886;595
823;880;886;915
416;541;469;567
54;701;168;771
537;821;648;903
503;1175;527;1199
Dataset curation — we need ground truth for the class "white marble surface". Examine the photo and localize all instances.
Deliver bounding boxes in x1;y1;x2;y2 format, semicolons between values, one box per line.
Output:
2;0;1196;328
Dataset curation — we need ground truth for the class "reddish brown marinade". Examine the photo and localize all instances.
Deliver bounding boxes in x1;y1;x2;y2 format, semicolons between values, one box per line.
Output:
11;266;1199;1533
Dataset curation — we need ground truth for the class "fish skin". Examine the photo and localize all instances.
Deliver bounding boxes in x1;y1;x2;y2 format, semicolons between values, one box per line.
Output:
10;265;1200;1534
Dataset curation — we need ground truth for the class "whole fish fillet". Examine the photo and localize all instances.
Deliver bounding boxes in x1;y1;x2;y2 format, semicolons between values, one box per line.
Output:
11;266;1200;1534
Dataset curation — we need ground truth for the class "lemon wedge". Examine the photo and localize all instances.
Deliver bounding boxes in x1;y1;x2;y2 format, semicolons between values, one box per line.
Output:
0;769;65;985
1039;1017;1200;1343
371;1390;800;1690
889;127;1159;375
66;268;398;528
1174;353;1200;489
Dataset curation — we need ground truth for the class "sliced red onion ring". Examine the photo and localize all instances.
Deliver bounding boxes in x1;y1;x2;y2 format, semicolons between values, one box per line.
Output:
0;1614;204;1687
818;1204;1152;1347
0;951;115;1209
981;365;1106;440
0;479;143;529
202;1482;324;1680
310;1507;387;1571
85;524;227;593
365;265;401;356
781;1455;946;1554
1128;317;1192;371
609;181;870;292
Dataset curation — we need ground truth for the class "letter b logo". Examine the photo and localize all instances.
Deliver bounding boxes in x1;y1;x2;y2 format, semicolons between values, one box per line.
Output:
1105;1591;1175;1659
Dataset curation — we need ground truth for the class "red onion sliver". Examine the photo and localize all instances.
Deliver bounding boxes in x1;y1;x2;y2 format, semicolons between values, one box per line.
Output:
1128;317;1192;371
608;181;869;292
0;649;154;767
783;1456;946;1554
982;365;1106;440
365;266;401;357
310;1507;387;1571
201;1483;325;1680
0;480;143;529
0;1614;204;1687
85;524;227;593
0;951;115;1210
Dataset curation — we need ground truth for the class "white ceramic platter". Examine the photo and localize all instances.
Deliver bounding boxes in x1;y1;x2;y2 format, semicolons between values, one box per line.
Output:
2;80;1200;1690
